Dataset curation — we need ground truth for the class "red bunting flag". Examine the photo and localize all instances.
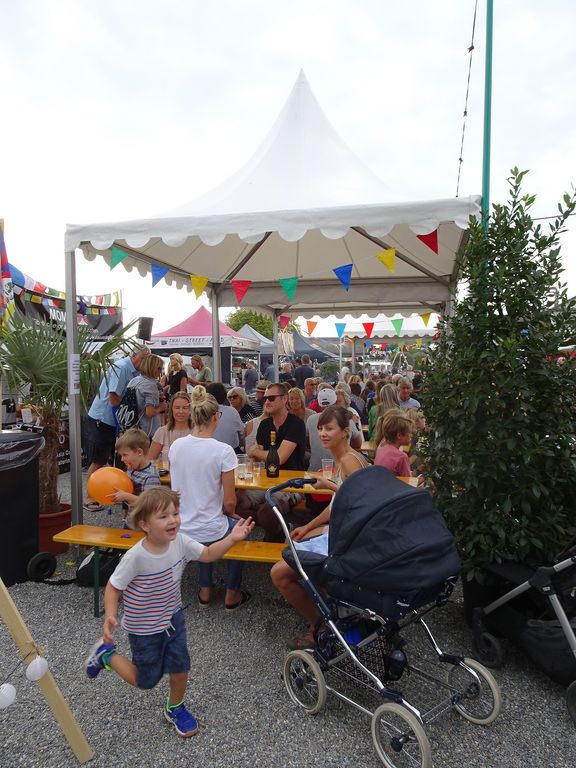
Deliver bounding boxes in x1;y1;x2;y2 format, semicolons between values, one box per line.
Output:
306;320;317;336
279;315;290;331
416;230;438;254
362;322;374;339
231;279;252;304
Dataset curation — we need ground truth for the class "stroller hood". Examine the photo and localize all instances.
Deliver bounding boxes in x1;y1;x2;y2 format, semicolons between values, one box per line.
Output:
324;467;460;612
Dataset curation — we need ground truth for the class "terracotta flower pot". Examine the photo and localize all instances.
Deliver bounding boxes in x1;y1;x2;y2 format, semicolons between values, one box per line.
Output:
39;503;72;555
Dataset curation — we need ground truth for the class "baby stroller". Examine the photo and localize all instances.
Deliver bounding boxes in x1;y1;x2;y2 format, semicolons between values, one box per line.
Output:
266;467;501;768
469;543;576;723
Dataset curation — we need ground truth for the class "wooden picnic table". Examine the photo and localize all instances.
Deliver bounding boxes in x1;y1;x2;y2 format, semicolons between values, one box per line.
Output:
161;468;333;495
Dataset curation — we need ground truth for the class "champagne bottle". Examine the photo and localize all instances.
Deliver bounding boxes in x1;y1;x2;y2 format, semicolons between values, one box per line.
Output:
265;430;280;478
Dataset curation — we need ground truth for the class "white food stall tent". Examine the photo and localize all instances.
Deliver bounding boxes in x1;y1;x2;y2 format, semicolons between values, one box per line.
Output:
64;70;480;521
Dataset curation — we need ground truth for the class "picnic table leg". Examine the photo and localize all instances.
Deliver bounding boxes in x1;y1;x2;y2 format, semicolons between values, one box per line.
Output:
93;548;101;618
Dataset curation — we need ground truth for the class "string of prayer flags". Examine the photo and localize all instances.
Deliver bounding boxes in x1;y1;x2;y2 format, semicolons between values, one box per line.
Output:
111;246;129;270
279;276;298;302
335;322;346;338
362;322;374;339
151;264;169;287
391;318;404;336
306;320;317;336
231;279;252;305
416;230;438;254
420;312;431;327
416;338;423;347
333;263;353;292
190;274;209;299
279;315;291;331
375;248;395;273
365;340;373;351
78;297;87;315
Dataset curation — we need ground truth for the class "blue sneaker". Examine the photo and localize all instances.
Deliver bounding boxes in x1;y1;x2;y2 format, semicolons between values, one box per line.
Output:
164;702;199;737
85;638;116;679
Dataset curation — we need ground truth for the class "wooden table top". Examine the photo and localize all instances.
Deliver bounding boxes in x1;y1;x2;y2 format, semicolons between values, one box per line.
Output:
161;468;332;495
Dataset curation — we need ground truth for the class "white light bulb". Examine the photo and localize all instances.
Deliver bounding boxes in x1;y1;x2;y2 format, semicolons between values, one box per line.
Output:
0;683;17;709
25;656;49;681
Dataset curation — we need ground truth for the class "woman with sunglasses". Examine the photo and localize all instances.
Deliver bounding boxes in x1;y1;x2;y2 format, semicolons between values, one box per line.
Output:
226;387;256;423
148;391;193;465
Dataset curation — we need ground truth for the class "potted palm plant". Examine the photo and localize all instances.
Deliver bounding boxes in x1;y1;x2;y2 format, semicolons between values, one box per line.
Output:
0;313;135;550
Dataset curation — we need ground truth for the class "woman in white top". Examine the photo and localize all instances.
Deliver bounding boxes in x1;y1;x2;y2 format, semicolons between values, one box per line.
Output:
169;386;250;611
148;391;194;465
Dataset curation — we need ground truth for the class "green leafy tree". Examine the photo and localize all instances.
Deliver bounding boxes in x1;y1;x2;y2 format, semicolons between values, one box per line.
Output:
422;169;576;574
225;309;274;339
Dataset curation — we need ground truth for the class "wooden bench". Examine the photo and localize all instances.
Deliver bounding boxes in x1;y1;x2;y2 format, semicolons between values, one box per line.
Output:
53;525;285;617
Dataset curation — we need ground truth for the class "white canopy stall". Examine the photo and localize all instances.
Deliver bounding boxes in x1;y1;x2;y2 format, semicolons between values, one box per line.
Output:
64;71;480;521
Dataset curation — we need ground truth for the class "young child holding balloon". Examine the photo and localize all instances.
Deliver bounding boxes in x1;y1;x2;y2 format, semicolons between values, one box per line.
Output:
85;486;255;737
109;428;161;525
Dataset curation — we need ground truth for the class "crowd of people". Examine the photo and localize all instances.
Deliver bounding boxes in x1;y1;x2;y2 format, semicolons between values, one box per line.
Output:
84;346;428;736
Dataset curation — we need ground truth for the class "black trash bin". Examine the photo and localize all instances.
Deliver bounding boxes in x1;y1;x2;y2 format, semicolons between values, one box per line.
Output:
0;430;45;587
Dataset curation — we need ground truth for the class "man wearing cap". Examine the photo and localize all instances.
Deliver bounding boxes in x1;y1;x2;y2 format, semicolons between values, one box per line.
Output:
248;379;270;417
188;354;212;386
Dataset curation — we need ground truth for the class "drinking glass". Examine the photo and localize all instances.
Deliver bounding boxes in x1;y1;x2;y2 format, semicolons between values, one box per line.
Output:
322;458;335;480
236;454;248;480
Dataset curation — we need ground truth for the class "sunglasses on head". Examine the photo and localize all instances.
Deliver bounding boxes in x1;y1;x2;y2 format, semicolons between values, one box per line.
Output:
263;394;282;402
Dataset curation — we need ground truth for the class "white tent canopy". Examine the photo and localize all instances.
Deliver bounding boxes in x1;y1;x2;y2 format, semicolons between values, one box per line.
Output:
64;70;480;524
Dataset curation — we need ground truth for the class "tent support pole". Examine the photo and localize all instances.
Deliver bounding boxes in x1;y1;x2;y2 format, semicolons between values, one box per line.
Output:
351;227;450;287
272;311;279;383
339;338;342;374
222;233;272;282
64;248;83;526
210;286;222;382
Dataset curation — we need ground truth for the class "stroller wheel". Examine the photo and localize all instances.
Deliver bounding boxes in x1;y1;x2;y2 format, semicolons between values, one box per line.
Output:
446;658;501;725
371;702;431;768
566;680;576;724
471;631;504;668
283;650;326;715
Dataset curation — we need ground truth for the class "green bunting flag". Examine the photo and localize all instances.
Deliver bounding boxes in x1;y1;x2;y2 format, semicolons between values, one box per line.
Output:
279;276;298;302
111;246;129;270
391;318;404;336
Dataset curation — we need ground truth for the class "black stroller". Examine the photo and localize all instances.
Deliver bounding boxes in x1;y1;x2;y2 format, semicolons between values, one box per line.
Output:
266;467;501;768
470;544;576;723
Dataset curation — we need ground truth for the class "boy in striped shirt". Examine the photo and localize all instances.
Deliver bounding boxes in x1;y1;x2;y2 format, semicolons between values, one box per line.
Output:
85;487;254;737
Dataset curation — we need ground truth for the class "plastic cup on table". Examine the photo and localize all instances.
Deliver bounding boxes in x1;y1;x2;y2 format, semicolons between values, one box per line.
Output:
322;458;335;480
252;461;263;483
236;454;248;480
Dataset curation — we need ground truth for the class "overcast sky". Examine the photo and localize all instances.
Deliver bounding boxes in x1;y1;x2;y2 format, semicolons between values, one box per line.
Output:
1;1;575;336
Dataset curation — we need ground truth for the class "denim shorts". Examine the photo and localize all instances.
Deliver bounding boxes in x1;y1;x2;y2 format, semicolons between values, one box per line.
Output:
128;610;190;690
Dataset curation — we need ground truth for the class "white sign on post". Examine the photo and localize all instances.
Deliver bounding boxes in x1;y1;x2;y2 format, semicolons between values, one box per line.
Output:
68;354;81;396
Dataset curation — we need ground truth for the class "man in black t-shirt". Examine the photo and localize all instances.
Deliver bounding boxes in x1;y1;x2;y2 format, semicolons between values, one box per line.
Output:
241;383;306;539
294;354;316;389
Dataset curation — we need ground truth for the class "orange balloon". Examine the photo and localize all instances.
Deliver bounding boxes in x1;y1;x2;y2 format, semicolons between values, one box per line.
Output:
87;467;134;506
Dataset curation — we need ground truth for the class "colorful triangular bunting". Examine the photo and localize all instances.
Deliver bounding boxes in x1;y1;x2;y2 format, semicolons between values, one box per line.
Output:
111;246;129;270
231;279;252;305
190;274;209;299
151;264;169;287
335;322;346;338
416;230;438;254
306;321;317;336
416;338;423;347
365;340;373;351
333;263;353;292
362;322;374;339
391;318;404;336
279;315;291;331
279;276;298;302
375;248;395;273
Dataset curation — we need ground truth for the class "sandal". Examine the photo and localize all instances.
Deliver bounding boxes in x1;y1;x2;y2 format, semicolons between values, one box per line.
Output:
224;590;251;612
286;629;315;650
83;501;105;513
197;589;211;608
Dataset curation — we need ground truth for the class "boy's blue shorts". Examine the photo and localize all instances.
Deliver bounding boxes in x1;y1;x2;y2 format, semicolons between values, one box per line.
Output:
128;610;190;690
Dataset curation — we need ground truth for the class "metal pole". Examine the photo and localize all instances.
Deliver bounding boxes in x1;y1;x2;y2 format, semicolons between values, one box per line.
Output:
481;0;494;230
338;337;342;374
272;311;279;383
210;287;222;382
64;249;83;526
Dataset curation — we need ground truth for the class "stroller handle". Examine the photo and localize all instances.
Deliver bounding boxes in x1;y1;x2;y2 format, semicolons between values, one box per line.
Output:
264;476;317;508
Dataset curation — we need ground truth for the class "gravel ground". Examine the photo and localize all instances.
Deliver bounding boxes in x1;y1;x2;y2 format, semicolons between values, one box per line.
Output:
0;472;574;767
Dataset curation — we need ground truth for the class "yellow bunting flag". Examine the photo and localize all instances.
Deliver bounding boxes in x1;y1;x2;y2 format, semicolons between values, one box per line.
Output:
190;274;209;299
376;248;395;273
416;338;423;347
420;312;431;327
